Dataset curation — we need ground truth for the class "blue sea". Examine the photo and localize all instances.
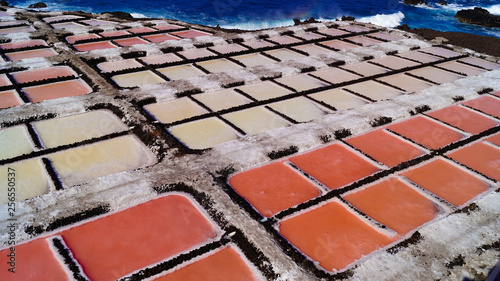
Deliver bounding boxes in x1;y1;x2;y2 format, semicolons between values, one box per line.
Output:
9;0;500;37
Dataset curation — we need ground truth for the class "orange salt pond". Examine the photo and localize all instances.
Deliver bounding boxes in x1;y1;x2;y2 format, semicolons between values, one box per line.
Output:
344;177;439;234
66;34;100;44
233;53;276;67
289;143;379;189
0;74;11;86
436;61;485;76
157;64;206;80
229;161;321;217
485;133;500;146
0;39;47;50
320;39;359;50
346;129;425;167
311;68;361;84
48;135;156;186
275;74;328;91
5;48;57;61
376;73;433;92
402;158;489;206
370;56;420;70
11;66;77;84
178;48;216;60
60;194;217;281
388;116;464;150
268;97;328;122
343;80;404;101
193;89;252;111
142;33;179;43
140;53;182;65
74;41;117;51
22;79;92;102
97;59;143;72
462;95;500;118
168;117;239;149
144;97;209;124
426;105;498;134
0;239;69;281
278;200;394;271
153;246;261;281
197;59;242;73
0;90;23;109
112;71;165;87
114;37;149;47
309;88;369;110
223;107;289;135
237;80;292;101
447;142;500;181
171;29;212;38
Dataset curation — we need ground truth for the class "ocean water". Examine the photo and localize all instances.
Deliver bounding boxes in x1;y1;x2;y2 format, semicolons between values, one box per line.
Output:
9;0;500;37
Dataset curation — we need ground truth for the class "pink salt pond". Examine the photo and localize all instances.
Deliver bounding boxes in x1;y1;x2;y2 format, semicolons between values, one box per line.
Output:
114;37;149;47
0;26;36;34
127;27;156;34
387;116;464;150
346;129;426;167
43;15;84;23
308;88;370;110
370;56;420;70
140;53;182;65
343;80;404;101
458;57;500;71
0;90;23;109
340;61;390;77
343;177;440;235
51;22;85;29
229;161;321;217
142;33;179;43
426;105;498;134
97;59;143;72
295;32;324;40
293;44;333;56
81;19;116;26
59;194;217;281
178;48;216;60
0;74;11;86
347;36;382;46
209;43;248;54
408;67;464;84
275;74;328;92
289;143;380;189
278;199;395;272
5;48;58;61
369;32;401;41
320;39;359;50
397;51;442;64
339;25;372;33
22;79;92;103
376;73;433;93
462;95;500;119
243;40;275;49
420;47;462;58
74;41;117;51
153;246;261;281
11;66;77;84
402;158;490;206
193;89;252;111
171;29;212;38
99;30;130;37
66;33;101;44
436;61;485;76
311;68;361;84
153;24;184;31
267;35;302;45
447;142;500;181
0;39;47;50
318;28;349;37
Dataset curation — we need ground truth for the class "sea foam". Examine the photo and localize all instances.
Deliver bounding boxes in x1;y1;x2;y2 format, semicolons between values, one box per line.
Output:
358;11;405;28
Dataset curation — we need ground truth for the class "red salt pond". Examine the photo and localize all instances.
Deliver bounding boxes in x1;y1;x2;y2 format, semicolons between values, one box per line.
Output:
23;80;92;103
343;177;440;235
0;90;23;109
0;39;47;50
289;143;380;189
11;66;76;84
171;29;212;38
5;48;57;61
492;91;500;98
66;34;100;44
153;246;261;281
0;74;11;86
401;158;490;206
485;133;500;146
143;33;179;43
114;37;149;47
0;239;69;281
426;105;498;134
278;200;395;271
128;27;156;34
229;161;321;217
462;95;500;119
60;194;217;281
387;116;464;150
447;142;500;181
99;30;130;37
74;41;117;51
345;129;426;167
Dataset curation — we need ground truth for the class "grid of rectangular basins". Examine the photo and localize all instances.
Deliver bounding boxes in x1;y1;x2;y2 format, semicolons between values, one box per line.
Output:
0;110;157;204
0;191;271;281
134;43;499;150
227;93;500;275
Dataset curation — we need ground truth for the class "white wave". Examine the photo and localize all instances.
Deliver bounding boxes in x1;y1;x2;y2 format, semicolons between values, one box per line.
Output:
131;13;148;18
438;3;500;15
220;19;295;30
486;4;500;15
358;11;405;28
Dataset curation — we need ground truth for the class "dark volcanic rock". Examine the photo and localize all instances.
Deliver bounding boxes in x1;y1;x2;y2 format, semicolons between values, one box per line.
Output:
455;7;500;28
0;0;9;6
28;2;47;8
341;15;356;21
101;11;134;20
403;0;429;6
293;17;320;25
